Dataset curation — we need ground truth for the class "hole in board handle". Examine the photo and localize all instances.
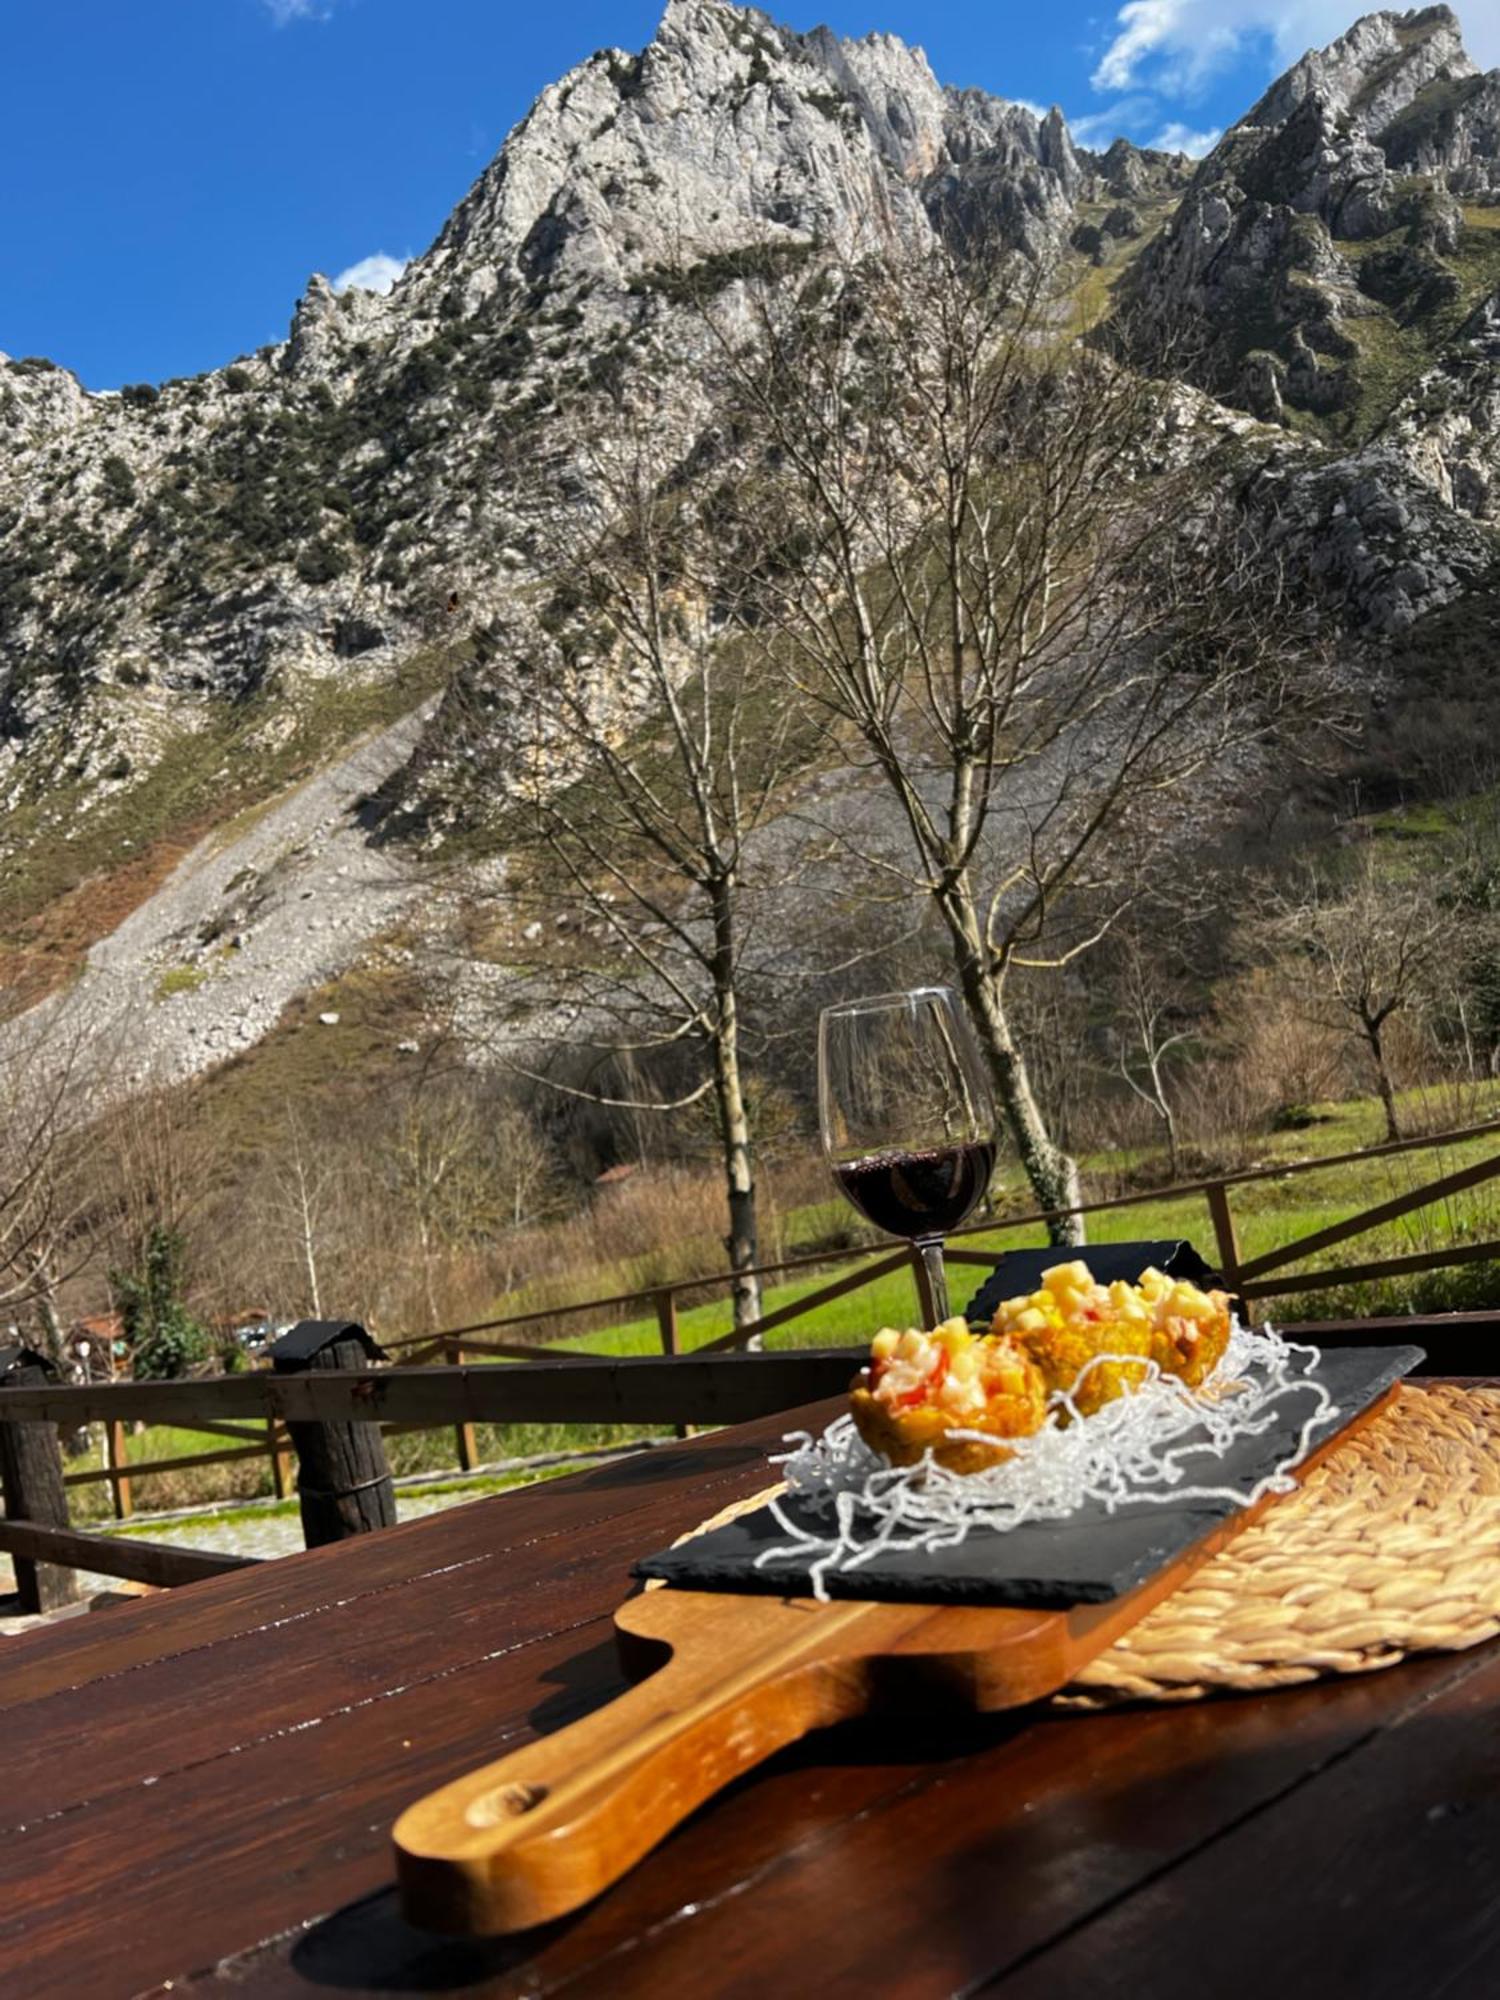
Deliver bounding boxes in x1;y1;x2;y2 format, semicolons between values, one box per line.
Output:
467;1780;550;1828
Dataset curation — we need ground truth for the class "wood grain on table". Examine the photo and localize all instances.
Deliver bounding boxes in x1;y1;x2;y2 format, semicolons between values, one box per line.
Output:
1;1392;1496;1999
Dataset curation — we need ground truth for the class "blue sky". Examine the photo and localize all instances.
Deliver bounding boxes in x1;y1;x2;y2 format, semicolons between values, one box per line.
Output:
6;0;1499;389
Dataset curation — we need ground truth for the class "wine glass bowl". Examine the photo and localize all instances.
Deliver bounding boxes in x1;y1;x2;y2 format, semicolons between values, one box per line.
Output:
818;987;996;1322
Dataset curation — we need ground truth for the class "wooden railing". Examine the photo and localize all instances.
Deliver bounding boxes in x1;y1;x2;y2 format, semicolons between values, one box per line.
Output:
10;1113;1500;1584
377;1111;1500;1372
0;1346;868;1604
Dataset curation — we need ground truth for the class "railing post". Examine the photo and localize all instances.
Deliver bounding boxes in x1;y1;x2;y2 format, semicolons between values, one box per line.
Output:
447;1337;477;1473
107;1418;133;1519
655;1289;689;1440
268;1321;396;1549
0;1347;80;1613
267;1417;293;1500
1205;1181;1252;1326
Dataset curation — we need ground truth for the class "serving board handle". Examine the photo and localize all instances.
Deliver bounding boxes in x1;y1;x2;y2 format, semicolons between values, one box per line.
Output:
394;1591;891;1936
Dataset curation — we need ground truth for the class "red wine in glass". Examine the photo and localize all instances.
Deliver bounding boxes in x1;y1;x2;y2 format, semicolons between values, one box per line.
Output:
819;988;997;1322
834;1142;997;1240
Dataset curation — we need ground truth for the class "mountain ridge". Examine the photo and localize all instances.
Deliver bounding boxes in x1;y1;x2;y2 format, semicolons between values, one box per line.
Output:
4;1;1500;1089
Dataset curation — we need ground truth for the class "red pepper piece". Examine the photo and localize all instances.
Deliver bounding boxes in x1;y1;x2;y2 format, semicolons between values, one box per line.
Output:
891;1346;948;1409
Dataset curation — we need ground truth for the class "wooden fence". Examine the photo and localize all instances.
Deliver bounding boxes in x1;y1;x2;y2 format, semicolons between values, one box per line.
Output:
0;1345;868;1607
7;1113;1500;1596
387;1110;1500;1362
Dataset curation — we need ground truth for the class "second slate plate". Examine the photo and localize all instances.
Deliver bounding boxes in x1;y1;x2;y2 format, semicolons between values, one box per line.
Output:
636;1344;1425;1609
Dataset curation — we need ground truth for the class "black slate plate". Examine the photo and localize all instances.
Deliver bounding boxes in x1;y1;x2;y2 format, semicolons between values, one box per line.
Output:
636;1344;1424;1609
963;1240;1222;1328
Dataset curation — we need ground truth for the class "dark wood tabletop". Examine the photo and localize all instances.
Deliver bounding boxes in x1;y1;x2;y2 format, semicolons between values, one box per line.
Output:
5;1390;1499;2000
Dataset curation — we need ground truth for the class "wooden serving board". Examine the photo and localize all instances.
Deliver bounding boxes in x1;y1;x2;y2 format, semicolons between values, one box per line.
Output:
394;1383;1399;1938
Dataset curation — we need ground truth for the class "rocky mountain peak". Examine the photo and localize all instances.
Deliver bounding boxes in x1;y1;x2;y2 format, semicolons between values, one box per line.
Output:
281;270;392;380
1120;4;1500;433
1246;6;1474;136
408;0;1082;309
0;353;91;439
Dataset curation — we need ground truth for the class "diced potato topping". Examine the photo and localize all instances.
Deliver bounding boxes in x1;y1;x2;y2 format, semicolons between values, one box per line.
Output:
990;1260;1233;1410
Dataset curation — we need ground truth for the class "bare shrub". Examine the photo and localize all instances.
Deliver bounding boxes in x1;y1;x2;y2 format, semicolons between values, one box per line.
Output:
1207;966;1350;1133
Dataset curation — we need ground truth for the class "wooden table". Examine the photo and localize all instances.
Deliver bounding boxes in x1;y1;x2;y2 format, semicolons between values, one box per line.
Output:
5;1394;1499;1998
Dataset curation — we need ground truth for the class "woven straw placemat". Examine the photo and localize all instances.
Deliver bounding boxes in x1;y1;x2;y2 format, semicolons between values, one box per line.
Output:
666;1384;1500;1708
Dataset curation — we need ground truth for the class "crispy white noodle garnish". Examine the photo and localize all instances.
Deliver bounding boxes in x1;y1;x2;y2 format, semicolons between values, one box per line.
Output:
757;1321;1335;1600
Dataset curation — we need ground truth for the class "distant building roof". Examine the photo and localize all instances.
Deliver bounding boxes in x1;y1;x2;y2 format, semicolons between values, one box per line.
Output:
73;1313;122;1342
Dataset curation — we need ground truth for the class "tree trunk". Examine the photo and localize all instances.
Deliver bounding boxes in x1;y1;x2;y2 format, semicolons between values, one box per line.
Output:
418;1216;440;1330
938;891;1084;1245
297;1174;322;1319
1366;1020;1402;1142
28;1262;64;1369
710;886;762;1335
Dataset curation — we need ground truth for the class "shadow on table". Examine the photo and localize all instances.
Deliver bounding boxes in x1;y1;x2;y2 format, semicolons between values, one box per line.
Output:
287;1639;1497;1993
564;1437;771;1491
289;1887;553;1994
527;1631;629;1735
284;1708;1039;1993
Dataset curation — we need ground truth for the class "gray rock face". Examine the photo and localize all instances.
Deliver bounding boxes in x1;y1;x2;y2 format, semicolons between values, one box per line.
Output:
415;0;1081;310
0;0;1092;827
2;0;1499;959
1384;284;1500;512
1116;7;1500;431
1246;7;1475;136
1381;71;1500;189
1251;440;1493;632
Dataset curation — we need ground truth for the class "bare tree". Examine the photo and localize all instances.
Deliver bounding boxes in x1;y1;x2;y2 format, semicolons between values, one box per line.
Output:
489;1099;566;1232
696;235;1331;1240
1207;963;1347;1136
372;1084;513;1331
249;1114;345;1320
1267;850;1457;1141
490;399;807;1329
1108;933;1195;1181
0;1006;105;1355
1423;793;1500;1084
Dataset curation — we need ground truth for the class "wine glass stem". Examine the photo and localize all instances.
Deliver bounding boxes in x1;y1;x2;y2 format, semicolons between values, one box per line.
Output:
914;1236;950;1324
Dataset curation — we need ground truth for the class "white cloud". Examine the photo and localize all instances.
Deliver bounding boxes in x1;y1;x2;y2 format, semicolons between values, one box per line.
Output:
332;252;408;296
1068;96;1158;149
263;0;335;25
1146;120;1222;156
1089;0;1500;96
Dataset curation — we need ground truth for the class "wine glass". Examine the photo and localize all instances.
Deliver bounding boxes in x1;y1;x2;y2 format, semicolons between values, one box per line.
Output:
818;986;997;1324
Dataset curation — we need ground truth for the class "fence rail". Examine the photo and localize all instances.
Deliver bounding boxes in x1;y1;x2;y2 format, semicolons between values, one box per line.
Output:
0;1518;255;1590
376;1112;1500;1364
7;1114;1500;1595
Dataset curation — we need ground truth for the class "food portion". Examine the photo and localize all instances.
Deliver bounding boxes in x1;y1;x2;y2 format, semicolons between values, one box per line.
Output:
990;1260;1153;1417
850;1262;1236;1471
1134;1265;1235;1388
849;1317;1047;1473
990;1259;1233;1412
